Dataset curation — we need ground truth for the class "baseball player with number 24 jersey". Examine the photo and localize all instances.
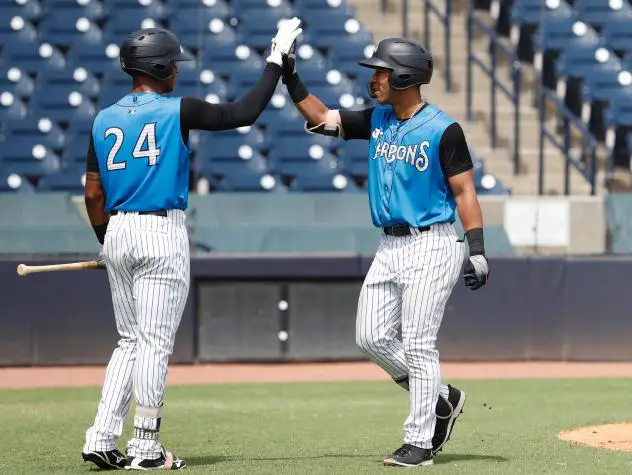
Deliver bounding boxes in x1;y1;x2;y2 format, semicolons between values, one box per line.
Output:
282;37;490;467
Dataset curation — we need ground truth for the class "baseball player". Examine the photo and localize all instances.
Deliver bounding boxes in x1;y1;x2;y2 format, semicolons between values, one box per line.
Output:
282;37;489;467
81;21;302;470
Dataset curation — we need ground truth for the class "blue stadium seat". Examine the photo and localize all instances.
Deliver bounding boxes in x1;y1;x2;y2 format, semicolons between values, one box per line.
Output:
4;118;67;151
296;0;354;18
38;11;103;47
303;13;370;49
0;94;28;121
237;7;296;49
580;68;628;140
289;162;354;192
30;84;97;122
0;1;45;22
102;0;169;19
103;13;167;44
37;166;85;193
50;0;108;21
0;14;38;44
66;42;121;74
39;68;101;100
0;169;33;193
169;0;231;19
4;42;66;73
205;151;270;176
231;0;292;9
99;70;132;108
0;66;35;99
172;17;239;49
202;44;265;81
63;135;90;166
1;142;60;178
573;0;632;31
196;127;270;154
171;67;231;99
268;139;339;175
260;103;307;130
601;16;632;58
336;140;368;176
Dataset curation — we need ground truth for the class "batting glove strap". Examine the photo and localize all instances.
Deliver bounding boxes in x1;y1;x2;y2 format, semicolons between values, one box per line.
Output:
465;227;485;256
463;254;489;291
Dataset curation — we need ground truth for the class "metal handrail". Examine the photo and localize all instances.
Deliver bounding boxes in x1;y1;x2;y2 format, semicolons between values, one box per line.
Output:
538;88;598;195
423;0;452;92
467;4;522;174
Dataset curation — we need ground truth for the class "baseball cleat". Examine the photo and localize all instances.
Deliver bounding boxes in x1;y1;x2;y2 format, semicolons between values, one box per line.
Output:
82;449;128;470
125;448;186;471
383;444;433;467
432;384;466;455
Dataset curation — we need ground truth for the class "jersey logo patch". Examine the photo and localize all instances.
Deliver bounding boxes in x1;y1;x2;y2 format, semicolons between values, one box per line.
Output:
372;128;383;140
372;140;431;173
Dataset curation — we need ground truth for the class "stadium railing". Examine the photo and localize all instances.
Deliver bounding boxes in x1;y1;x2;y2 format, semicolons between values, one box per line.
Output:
467;2;522;175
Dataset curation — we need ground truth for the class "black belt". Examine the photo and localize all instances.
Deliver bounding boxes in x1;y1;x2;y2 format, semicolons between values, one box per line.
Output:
383;224;431;236
110;209;167;217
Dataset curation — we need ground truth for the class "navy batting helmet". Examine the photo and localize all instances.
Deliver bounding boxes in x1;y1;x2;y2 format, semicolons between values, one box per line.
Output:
119;28;193;81
359;37;433;96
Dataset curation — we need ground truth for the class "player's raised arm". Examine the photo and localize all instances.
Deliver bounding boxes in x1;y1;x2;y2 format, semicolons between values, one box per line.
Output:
281;46;374;141
180;18;302;134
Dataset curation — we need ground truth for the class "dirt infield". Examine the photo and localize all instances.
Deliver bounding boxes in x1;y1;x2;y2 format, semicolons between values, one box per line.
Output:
559;423;632;453
1;361;632;389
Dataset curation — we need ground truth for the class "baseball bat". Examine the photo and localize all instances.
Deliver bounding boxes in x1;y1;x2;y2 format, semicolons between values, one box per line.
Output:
16;260;106;276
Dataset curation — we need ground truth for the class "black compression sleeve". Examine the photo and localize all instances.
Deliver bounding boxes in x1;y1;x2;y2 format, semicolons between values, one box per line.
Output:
86;135;99;173
180;63;281;137
339;107;374;140
283;72;309;103
439;122;473;177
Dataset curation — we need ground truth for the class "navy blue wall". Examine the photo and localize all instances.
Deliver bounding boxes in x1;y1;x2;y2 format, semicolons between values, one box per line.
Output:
0;255;629;365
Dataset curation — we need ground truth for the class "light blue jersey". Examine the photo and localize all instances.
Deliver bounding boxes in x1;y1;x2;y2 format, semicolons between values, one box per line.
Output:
367;103;456;228
92;92;191;213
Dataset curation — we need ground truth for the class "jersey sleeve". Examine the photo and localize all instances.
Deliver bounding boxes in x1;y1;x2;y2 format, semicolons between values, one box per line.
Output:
339;107;374;140
85;134;99;173
179;63;281;137
439;122;473;177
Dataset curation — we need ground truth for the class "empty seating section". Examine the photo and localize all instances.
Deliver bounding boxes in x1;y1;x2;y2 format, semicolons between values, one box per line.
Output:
0;0;506;194
482;0;632;170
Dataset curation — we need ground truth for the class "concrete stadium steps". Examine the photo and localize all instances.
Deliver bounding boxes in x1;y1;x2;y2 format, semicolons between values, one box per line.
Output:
347;0;603;195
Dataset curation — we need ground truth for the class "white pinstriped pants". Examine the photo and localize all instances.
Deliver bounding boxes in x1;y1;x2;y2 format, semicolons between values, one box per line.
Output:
84;210;190;458
356;222;465;449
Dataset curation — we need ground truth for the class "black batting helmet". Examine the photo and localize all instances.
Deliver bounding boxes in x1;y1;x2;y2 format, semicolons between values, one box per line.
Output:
359;37;433;95
120;28;193;81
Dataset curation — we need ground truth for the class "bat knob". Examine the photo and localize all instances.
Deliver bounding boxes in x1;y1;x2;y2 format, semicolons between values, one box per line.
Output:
16;264;28;276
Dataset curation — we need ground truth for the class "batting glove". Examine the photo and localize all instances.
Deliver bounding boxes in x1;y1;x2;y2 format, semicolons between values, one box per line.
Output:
282;40;297;76
266;17;303;67
463;254;489;291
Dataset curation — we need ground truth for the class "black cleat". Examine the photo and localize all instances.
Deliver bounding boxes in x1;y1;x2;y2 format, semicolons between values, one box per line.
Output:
432;384;466;455
383;444;433;467
125;448;186;471
82;449;128;470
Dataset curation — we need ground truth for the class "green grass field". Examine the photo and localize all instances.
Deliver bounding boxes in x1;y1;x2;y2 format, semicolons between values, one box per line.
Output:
2;378;632;474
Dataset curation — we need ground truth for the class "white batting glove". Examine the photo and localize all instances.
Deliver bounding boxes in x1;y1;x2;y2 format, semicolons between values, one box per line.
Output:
266;17;303;67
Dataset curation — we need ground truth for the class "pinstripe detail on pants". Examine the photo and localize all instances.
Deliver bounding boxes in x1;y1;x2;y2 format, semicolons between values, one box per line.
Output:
356;222;465;449
84;210;190;459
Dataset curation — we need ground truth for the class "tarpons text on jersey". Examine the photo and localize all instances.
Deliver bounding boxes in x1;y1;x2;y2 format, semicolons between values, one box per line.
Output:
371;133;431;173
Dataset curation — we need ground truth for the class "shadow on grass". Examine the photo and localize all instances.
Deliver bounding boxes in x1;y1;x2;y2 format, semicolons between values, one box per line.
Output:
187;452;509;467
435;453;509;464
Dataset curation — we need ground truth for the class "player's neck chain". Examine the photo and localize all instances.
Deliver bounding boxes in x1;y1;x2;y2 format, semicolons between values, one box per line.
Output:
395;102;425;122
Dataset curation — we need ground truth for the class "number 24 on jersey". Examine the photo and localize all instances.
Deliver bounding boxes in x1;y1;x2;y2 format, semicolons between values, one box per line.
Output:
105;123;161;171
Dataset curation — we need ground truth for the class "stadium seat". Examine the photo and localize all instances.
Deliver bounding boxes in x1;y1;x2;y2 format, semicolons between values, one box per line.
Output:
99;70;133;108
601;15;632;58
4;118;67;151
30;84;97;122
1;142;60;178
0;94;28;121
38;11;103;47
37;166;85;193
103;13;167;45
289;164;355;192
297;0;355;18
336;140;368;176
0;14;38;44
39;68;101;100
172;17;239;49
0;1;45;22
103;0;169;19
580;68;629;140
268;139;340;176
202;44;265;82
0;168;34;193
50;0;108;21
216;170;283;192
5;42;66;74
196;127;270;155
237;7;296;49
169;0;231;19
66;42;121;74
0;66;35;99
573;0;632;31
173;67;232;100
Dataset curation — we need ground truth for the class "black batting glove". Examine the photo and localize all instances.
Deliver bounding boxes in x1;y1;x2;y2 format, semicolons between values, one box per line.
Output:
282;40;297;78
463;254;489;290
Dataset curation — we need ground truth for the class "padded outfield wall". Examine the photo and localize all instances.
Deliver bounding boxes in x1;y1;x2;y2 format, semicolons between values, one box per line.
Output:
1;255;630;366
